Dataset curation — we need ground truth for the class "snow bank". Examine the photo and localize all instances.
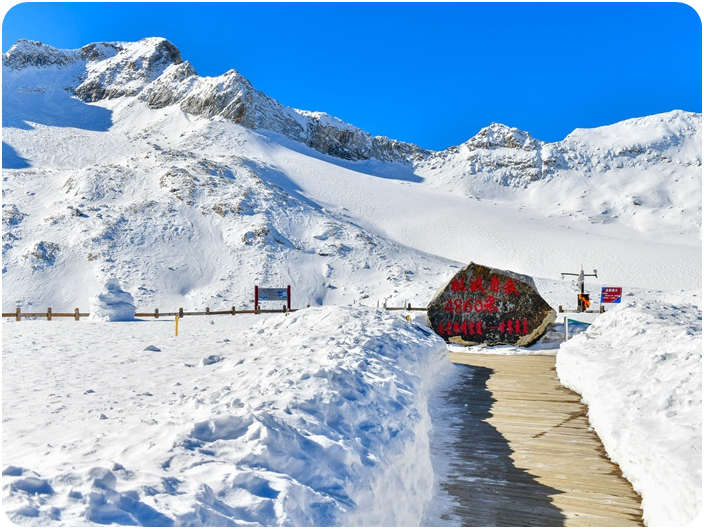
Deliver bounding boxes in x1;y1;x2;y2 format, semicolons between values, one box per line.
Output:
2;306;453;526
88;278;136;321
556;300;702;526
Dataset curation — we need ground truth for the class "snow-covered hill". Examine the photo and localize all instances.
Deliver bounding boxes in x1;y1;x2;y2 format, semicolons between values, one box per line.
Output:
2;37;701;312
2;37;701;527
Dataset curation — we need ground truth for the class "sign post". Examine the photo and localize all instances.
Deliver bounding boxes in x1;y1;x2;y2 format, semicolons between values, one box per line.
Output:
561;266;598;312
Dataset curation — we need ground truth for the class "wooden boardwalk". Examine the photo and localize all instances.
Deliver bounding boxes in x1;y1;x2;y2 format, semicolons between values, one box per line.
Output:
441;353;644;527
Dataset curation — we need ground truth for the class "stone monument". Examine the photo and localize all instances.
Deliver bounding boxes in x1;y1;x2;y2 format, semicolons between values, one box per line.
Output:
427;262;556;347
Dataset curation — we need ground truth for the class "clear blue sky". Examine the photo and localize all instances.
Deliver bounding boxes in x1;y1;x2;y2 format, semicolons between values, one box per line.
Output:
2;2;702;151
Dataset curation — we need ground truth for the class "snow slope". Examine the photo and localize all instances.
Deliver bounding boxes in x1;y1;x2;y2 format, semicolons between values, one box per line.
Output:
2;307;454;526
2;37;701;312
2;37;702;526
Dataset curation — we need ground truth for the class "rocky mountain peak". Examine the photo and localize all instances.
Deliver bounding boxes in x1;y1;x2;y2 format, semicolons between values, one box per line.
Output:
465;123;538;151
3;36;428;164
2;39;81;69
74;37;183;102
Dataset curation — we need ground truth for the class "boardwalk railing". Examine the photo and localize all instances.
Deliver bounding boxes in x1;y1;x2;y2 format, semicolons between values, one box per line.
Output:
3;304;428;321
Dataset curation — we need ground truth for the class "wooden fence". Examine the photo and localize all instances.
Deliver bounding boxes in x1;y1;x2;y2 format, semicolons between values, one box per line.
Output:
2;303;427;321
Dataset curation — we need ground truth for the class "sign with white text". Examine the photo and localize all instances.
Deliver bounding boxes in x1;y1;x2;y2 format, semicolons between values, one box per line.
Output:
255;285;291;311
600;287;622;304
258;288;288;301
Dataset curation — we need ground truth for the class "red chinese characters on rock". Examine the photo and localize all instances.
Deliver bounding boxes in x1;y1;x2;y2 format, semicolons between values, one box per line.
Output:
428;262;556;346
439;319;530;337
450;277;468;293
437;320;484;336
486;319;530;335
501;277;519;297
439;275;530;339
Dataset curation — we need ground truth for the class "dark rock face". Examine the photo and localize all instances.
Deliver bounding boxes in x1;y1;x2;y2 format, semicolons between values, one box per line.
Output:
2;39;80;69
74;38;184;102
427;262;556;347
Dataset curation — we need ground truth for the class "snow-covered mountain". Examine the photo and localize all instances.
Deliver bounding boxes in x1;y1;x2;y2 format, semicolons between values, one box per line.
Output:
2;37;701;311
2;38;702;527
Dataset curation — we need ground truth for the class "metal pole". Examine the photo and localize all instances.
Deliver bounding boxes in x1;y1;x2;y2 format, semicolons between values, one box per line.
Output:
565;317;569;341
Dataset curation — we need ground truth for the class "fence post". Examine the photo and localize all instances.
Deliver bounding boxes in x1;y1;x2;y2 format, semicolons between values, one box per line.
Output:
231;306;236;315
15;307;20;322
155;308;159;319
179;307;184;318
282;304;286;313
256;305;260;315
47;308;52;321
206;307;210;315
74;308;80;321
407;302;411;310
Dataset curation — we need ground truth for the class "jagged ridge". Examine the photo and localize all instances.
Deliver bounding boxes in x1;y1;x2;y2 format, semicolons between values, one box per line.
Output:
3;38;429;165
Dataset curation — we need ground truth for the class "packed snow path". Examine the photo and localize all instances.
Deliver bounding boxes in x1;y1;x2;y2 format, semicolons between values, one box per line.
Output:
438;353;644;526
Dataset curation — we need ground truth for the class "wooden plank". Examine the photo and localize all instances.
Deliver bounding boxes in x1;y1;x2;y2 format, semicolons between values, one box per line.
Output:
442;352;644;526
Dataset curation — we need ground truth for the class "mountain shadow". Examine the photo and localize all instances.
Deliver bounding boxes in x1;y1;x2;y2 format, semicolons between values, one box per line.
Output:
2;90;112;132
2;141;31;169
257;130;425;183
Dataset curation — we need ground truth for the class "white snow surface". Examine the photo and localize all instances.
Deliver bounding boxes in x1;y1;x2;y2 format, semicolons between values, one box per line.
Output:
557;299;702;526
2;307;453;526
2;37;702;526
88;278;137;322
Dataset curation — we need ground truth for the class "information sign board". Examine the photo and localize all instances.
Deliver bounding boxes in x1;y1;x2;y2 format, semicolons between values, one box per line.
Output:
600;287;622;304
254;285;291;311
259;288;288;301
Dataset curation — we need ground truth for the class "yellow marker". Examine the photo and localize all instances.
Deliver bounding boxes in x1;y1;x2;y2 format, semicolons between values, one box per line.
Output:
175;316;179;337
406;315;411;322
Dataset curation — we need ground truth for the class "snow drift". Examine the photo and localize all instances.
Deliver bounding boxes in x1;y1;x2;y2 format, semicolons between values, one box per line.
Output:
556;300;702;526
88;278;136;321
2;307;454;526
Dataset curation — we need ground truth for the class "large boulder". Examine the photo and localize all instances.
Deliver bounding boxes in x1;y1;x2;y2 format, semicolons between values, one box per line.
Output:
427;262;556;347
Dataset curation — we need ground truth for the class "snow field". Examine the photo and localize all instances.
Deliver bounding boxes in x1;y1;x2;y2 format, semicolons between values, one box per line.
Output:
556;299;702;526
3;37;702;527
2;306;454;526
